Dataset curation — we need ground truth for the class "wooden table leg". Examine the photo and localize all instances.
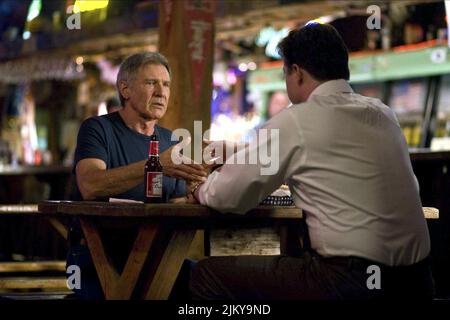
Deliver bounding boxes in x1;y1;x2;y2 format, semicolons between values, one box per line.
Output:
279;220;303;257
47;218;68;240
114;223;159;298
145;229;199;300
80;219;158;299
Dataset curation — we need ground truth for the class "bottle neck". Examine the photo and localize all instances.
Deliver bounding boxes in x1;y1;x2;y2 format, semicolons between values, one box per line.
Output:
149;141;159;157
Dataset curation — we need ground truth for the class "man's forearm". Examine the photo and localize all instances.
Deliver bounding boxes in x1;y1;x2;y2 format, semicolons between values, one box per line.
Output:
79;160;146;200
77;143;208;200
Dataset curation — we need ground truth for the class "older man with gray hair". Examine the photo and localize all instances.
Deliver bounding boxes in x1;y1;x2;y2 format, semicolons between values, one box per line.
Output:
67;52;207;299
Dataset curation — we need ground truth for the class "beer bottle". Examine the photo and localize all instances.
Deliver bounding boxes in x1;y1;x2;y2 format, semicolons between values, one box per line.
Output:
144;135;163;203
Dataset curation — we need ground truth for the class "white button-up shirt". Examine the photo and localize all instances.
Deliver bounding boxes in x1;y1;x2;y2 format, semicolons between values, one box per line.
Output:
198;79;430;266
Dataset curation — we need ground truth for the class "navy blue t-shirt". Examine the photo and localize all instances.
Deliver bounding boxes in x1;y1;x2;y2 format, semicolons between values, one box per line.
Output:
72;112;186;202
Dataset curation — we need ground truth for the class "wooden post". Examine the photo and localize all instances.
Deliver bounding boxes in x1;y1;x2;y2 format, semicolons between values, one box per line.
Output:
158;0;215;261
158;0;214;137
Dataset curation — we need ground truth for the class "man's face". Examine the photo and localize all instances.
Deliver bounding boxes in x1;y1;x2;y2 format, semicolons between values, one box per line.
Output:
126;63;171;120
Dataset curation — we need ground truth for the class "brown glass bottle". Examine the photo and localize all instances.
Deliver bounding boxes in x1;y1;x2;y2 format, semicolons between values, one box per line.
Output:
144;135;163;203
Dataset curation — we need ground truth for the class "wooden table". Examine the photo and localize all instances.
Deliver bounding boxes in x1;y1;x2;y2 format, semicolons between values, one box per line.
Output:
38;201;302;300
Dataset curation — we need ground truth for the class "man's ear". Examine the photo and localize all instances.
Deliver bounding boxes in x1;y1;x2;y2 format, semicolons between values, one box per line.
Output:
292;64;303;85
118;80;130;101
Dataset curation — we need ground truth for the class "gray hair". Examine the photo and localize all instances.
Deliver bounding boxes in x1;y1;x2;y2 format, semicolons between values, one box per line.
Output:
116;52;172;106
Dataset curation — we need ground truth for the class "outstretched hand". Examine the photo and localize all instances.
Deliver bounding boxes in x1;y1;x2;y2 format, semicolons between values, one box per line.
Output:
160;138;208;183
202;139;247;167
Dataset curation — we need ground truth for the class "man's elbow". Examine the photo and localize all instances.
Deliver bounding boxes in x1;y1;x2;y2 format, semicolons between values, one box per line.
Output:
77;179;99;200
199;185;254;214
203;197;250;215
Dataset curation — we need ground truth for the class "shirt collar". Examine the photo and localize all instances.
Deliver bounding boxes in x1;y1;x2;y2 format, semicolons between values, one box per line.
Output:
307;79;354;101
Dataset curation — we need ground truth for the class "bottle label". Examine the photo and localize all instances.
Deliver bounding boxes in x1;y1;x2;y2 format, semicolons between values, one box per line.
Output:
146;172;163;197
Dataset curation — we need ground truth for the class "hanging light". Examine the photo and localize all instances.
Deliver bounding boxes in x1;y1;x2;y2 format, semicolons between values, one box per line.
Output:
76;56;84;65
247;62;257;71
73;0;109;13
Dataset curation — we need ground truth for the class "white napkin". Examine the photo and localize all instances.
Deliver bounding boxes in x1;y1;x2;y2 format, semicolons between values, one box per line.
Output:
109;198;143;203
269;187;291;197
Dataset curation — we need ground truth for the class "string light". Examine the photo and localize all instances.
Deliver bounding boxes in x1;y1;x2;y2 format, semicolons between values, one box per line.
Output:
248;62;257;71
76;56;84;65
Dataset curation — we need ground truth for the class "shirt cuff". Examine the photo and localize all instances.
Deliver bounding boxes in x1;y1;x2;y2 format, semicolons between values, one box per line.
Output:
194;170;221;205
194;183;206;205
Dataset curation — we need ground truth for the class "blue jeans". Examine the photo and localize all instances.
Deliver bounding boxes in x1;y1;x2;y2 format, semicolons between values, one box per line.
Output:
66;244;104;300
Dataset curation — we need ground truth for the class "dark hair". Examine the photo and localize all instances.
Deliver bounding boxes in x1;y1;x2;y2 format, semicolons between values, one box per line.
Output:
106;97;121;112
116;52;171;106
277;23;350;81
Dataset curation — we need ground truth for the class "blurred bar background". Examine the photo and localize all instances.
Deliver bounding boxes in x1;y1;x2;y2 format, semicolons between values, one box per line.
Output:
0;0;449;298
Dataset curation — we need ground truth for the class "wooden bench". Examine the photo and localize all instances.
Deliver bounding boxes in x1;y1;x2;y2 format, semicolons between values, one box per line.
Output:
0;291;74;300
0;260;69;295
0;277;68;290
0;204;67;240
0;261;66;273
0;205;69;295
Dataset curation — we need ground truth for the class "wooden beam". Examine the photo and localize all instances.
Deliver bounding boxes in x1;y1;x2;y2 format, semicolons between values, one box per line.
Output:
0;261;66;273
0;277;68;290
145;230;199;300
80;218;120;298
113;223;159;299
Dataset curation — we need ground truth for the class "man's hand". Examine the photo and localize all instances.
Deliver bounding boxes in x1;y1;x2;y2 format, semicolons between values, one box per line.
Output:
202;139;248;167
166;180;202;205
185;193;199;204
160;140;208;183
186;179;202;204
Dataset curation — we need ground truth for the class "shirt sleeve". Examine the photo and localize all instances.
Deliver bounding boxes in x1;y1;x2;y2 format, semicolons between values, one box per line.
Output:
74;117;108;167
171;178;187;198
197;109;305;214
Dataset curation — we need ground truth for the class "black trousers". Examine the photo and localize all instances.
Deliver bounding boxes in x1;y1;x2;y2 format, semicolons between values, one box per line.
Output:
189;250;435;300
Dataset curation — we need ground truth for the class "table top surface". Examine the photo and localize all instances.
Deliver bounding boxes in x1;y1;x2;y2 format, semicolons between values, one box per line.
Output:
37;200;303;219
2;201;437;219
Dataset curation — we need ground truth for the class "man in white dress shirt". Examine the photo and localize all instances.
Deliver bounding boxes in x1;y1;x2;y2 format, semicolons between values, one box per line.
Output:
189;23;434;300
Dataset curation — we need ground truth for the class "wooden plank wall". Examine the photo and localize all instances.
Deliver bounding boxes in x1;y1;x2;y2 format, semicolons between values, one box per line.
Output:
210;227;280;256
